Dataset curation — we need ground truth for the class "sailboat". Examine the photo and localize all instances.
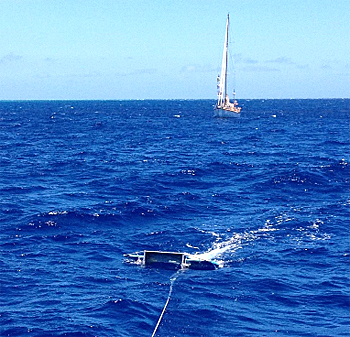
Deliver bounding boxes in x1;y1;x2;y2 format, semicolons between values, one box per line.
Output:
214;14;241;117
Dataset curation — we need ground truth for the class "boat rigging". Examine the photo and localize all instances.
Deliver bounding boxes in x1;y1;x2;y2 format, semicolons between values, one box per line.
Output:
215;14;241;117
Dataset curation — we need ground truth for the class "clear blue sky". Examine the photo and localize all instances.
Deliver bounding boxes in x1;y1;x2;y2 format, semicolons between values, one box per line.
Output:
0;0;349;100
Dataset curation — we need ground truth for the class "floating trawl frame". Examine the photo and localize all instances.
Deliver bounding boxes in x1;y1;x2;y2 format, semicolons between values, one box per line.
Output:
144;251;185;269
124;249;221;336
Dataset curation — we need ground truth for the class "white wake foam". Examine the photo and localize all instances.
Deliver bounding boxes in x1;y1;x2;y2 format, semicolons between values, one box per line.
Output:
196;232;243;260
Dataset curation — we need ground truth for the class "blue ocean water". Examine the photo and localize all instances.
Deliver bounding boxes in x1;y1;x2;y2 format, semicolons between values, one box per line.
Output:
0;99;349;337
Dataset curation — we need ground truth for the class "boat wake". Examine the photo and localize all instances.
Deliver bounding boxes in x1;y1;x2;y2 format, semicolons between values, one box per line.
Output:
195;215;332;267
194;232;243;265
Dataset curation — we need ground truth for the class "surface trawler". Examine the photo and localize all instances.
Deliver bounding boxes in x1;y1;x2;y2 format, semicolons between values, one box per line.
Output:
124;250;220;270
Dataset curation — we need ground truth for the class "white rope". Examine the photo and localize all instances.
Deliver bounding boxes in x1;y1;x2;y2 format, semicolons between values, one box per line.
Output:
151;272;180;337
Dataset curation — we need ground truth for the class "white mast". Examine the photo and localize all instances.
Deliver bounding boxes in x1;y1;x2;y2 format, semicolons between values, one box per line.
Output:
217;14;229;107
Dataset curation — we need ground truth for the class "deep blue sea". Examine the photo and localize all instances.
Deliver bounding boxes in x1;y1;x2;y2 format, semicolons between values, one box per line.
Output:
1;99;349;337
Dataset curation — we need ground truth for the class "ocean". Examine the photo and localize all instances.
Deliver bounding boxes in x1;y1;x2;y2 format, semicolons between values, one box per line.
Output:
1;99;349;337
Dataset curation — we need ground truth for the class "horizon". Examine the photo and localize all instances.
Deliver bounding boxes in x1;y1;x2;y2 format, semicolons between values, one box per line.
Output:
0;97;350;102
1;0;349;100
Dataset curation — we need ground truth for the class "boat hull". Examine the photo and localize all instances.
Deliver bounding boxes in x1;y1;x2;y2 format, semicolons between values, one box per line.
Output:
214;108;240;118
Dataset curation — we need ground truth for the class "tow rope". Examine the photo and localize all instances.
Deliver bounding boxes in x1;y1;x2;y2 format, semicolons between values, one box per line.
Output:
151;272;180;337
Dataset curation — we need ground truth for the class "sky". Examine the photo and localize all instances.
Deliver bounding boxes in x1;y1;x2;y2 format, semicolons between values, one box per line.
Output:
0;0;349;100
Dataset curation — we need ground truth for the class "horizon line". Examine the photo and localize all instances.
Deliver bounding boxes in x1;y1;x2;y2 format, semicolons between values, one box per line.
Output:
0;97;349;102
